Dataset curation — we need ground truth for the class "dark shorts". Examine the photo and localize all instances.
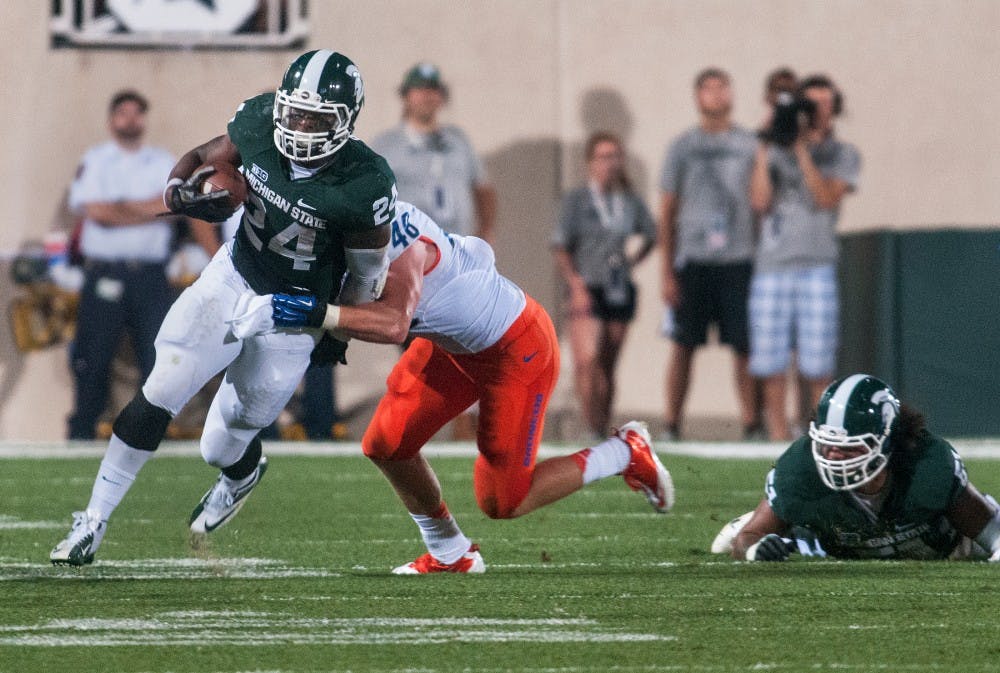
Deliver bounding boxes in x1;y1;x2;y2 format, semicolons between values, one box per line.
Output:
673;261;752;353
587;283;637;323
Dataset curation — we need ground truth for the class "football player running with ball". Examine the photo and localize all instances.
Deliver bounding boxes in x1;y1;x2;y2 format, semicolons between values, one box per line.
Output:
51;49;397;565
712;374;1000;562
256;201;674;573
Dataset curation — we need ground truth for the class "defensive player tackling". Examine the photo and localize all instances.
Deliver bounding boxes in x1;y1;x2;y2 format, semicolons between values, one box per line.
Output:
243;201;675;573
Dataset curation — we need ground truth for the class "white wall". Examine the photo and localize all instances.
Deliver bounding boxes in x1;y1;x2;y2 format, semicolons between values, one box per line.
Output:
1;1;997;438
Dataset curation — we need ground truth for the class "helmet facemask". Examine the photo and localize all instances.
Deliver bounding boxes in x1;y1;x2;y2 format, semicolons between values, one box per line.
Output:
809;422;890;491
809;374;900;492
273;88;353;163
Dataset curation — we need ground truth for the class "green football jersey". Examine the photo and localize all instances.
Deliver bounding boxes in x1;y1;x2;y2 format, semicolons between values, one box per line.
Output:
768;434;969;559
227;93;397;300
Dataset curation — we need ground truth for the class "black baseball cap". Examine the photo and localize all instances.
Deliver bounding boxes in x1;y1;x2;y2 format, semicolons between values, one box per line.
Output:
399;63;449;97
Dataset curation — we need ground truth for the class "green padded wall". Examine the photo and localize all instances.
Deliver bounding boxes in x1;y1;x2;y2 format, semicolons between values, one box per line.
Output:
839;229;1000;436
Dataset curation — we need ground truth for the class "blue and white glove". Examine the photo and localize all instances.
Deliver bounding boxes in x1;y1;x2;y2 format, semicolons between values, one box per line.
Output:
272;293;327;328
745;533;795;562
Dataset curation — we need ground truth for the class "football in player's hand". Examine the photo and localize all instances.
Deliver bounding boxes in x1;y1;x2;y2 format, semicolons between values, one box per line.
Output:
198;162;248;210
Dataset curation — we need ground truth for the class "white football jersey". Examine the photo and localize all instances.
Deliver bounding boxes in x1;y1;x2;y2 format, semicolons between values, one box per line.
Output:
387;202;526;354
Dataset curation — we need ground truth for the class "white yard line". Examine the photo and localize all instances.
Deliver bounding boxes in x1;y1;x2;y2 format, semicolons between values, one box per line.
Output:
0;611;675;647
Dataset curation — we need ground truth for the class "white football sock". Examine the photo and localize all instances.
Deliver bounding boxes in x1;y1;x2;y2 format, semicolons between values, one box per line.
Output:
221;472;257;491
579;436;632;485
410;504;470;564
86;434;155;520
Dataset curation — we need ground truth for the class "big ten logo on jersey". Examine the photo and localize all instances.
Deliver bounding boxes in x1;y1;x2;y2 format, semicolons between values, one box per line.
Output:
250;163;269;182
391;210;420;250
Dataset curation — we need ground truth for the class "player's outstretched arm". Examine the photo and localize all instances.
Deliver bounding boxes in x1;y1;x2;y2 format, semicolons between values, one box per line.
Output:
732;498;793;561
272;241;428;345
946;483;1000;561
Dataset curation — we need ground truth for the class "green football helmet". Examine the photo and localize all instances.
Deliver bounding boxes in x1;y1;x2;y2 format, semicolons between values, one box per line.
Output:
808;374;900;491
273;49;364;163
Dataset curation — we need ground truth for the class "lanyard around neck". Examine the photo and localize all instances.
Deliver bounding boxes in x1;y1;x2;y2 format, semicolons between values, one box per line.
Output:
589;185;623;230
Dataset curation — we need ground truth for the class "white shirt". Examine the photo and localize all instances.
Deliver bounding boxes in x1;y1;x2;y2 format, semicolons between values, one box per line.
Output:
69;141;176;262
388;202;525;354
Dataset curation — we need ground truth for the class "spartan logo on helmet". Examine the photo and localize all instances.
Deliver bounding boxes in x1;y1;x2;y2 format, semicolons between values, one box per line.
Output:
346;64;364;107
873;389;899;430
273;49;365;163
809;374;900;491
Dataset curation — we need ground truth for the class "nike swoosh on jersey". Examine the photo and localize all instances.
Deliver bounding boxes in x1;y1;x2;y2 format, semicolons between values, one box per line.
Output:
297;198;317;210
523;351;539;363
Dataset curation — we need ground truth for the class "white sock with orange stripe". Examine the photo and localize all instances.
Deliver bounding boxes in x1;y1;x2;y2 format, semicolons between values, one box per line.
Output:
409;502;471;564
570;436;631;485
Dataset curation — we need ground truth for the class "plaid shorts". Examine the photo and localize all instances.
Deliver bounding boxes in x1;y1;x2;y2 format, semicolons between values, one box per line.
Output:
748;264;838;378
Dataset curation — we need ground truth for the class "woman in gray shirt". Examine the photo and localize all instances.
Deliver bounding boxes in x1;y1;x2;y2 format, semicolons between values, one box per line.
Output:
552;132;656;439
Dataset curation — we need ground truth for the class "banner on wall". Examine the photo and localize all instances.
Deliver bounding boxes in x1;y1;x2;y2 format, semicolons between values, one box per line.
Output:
50;0;309;49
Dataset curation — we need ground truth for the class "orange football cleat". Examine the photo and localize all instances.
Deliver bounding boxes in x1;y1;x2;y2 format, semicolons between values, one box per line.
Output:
392;544;486;575
619;421;675;513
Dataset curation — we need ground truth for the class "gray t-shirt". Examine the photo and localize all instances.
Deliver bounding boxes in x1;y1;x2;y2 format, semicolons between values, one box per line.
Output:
755;136;861;272
659;126;757;267
369;123;486;237
551;186;656;288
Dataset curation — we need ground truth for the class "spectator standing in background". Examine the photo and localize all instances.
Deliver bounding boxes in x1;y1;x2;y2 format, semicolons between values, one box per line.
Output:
749;67;799;436
659;68;759;441
756;66;822;435
552;132;656;439
371;62;498;439
749;74;860;440
371;63;496;243
66;90;177;440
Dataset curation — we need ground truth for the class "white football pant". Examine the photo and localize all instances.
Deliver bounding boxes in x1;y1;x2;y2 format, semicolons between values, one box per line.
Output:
141;243;319;467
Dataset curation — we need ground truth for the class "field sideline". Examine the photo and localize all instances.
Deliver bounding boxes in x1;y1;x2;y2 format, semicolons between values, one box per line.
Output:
2;441;999;672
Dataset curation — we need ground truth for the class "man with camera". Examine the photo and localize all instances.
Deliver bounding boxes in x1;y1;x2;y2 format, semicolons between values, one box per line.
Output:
748;74;860;441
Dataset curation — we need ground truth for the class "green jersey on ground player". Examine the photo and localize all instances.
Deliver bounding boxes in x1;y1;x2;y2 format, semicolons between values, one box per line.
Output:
718;374;1000;562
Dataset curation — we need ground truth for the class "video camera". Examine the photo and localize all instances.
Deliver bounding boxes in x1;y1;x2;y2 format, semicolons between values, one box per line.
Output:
760;91;817;146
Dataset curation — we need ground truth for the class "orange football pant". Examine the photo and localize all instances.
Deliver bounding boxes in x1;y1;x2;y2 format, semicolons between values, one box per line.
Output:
362;297;559;519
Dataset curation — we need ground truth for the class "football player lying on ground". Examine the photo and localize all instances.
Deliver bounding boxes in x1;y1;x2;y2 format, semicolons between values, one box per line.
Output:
260;201;674;573
710;374;1000;562
51;49;397;566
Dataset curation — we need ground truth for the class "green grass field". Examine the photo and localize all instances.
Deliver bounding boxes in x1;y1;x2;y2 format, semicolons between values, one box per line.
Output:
2;449;999;673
